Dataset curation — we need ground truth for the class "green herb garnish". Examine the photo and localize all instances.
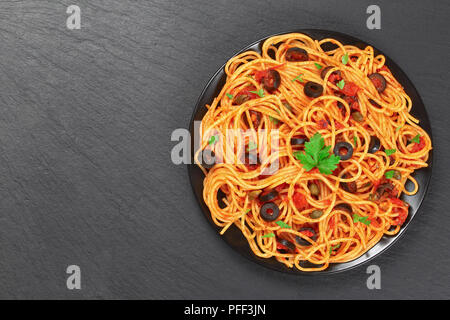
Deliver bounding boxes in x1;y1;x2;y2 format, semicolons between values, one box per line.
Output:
293;133;340;175
269;116;279;125
225;93;233;99
247;141;258;151
292;74;304;82
411;134;421;144
208;135;217;145
342;53;349;65
276;221;291;229
336;79;345;90
353;213;371;226
385;170;395;179
250;88;264;98
262;233;275;238
353;136;357;147
314;63;322;70
385;149;396;156
396;126;402;132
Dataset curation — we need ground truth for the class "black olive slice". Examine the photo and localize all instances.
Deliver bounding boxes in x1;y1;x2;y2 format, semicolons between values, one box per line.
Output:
304;81;323;98
285;47;309;62
278;239;296;252
333;142;353;160
262;69;281;92
199;150;215;169
368;73;387;93
259;190;279;202
334;203;353;213
244;151;259;165
290;137;306;146
259;202;280;222
340;174;357;193
244;110;262;128
368;136;381;153
233;94;250;105
295;227;317;246
320;66;342;80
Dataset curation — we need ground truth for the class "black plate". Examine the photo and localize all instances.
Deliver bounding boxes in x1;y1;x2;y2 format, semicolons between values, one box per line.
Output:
187;29;433;274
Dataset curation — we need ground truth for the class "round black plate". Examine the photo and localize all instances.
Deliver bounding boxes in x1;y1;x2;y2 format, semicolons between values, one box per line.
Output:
187;29;433;274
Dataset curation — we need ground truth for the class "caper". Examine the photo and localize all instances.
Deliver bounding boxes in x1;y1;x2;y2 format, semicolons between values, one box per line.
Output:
393;170;402;180
310;210;324;219
352;111;364;122
308;183;320;196
283;101;293;112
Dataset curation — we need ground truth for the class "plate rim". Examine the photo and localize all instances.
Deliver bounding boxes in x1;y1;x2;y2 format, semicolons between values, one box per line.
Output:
187;28;433;275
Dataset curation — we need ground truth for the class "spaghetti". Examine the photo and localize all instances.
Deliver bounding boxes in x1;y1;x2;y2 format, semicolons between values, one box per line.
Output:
194;33;432;271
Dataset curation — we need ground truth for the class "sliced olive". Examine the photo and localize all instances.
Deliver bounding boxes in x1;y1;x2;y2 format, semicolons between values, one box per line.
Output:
233;94;250;105
259;190;279;202
295;227;317;246
200;150;215;169
304;81;323;98
368;99;382;108
290;137;306;146
259;202;280;222
308;183;320;196
368;136;381;153
248;190;262;200
309;209;323;219
286;47;308;62
320;66;341;80
334;142;353;160
334;203;353;213
278;239;296;252
376;182;394;197
368;73;387;93
261;69;281;92
352;111;364;122
341;174;357;193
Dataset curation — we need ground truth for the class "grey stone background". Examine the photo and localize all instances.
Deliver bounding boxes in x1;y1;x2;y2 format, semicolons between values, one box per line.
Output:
0;0;449;299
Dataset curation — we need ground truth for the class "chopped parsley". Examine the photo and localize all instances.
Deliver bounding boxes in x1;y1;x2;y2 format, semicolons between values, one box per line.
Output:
385;149;396;156
225;93;233;99
314;63;323;70
292;74;304;82
293;132;340;175
342;53;349;65
262;233;275;238
249;88;264;98
385;170;395;179
336;79;345;90
276;221;291;229
247;141;258;151
208;135;217;145
411;134;421;144
353;213;371;226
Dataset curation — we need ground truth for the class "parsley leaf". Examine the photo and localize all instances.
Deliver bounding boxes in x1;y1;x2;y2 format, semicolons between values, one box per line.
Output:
225;93;233;99
385;170;395;179
353;136;357;147
385;149;396;156
247;141;258;151
411;134;421;144
336;79;345;90
295;133;340;175
250;88;264;98
396;126;402;132
262;233;275;238
276;221;291;229
269;116;279;124
342;53;349;65
292;74;304;82
208;135;217;145
314;63;322;70
353;213;371;225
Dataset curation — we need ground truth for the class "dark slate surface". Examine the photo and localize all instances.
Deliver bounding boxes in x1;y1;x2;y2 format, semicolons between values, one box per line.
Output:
0;0;448;299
